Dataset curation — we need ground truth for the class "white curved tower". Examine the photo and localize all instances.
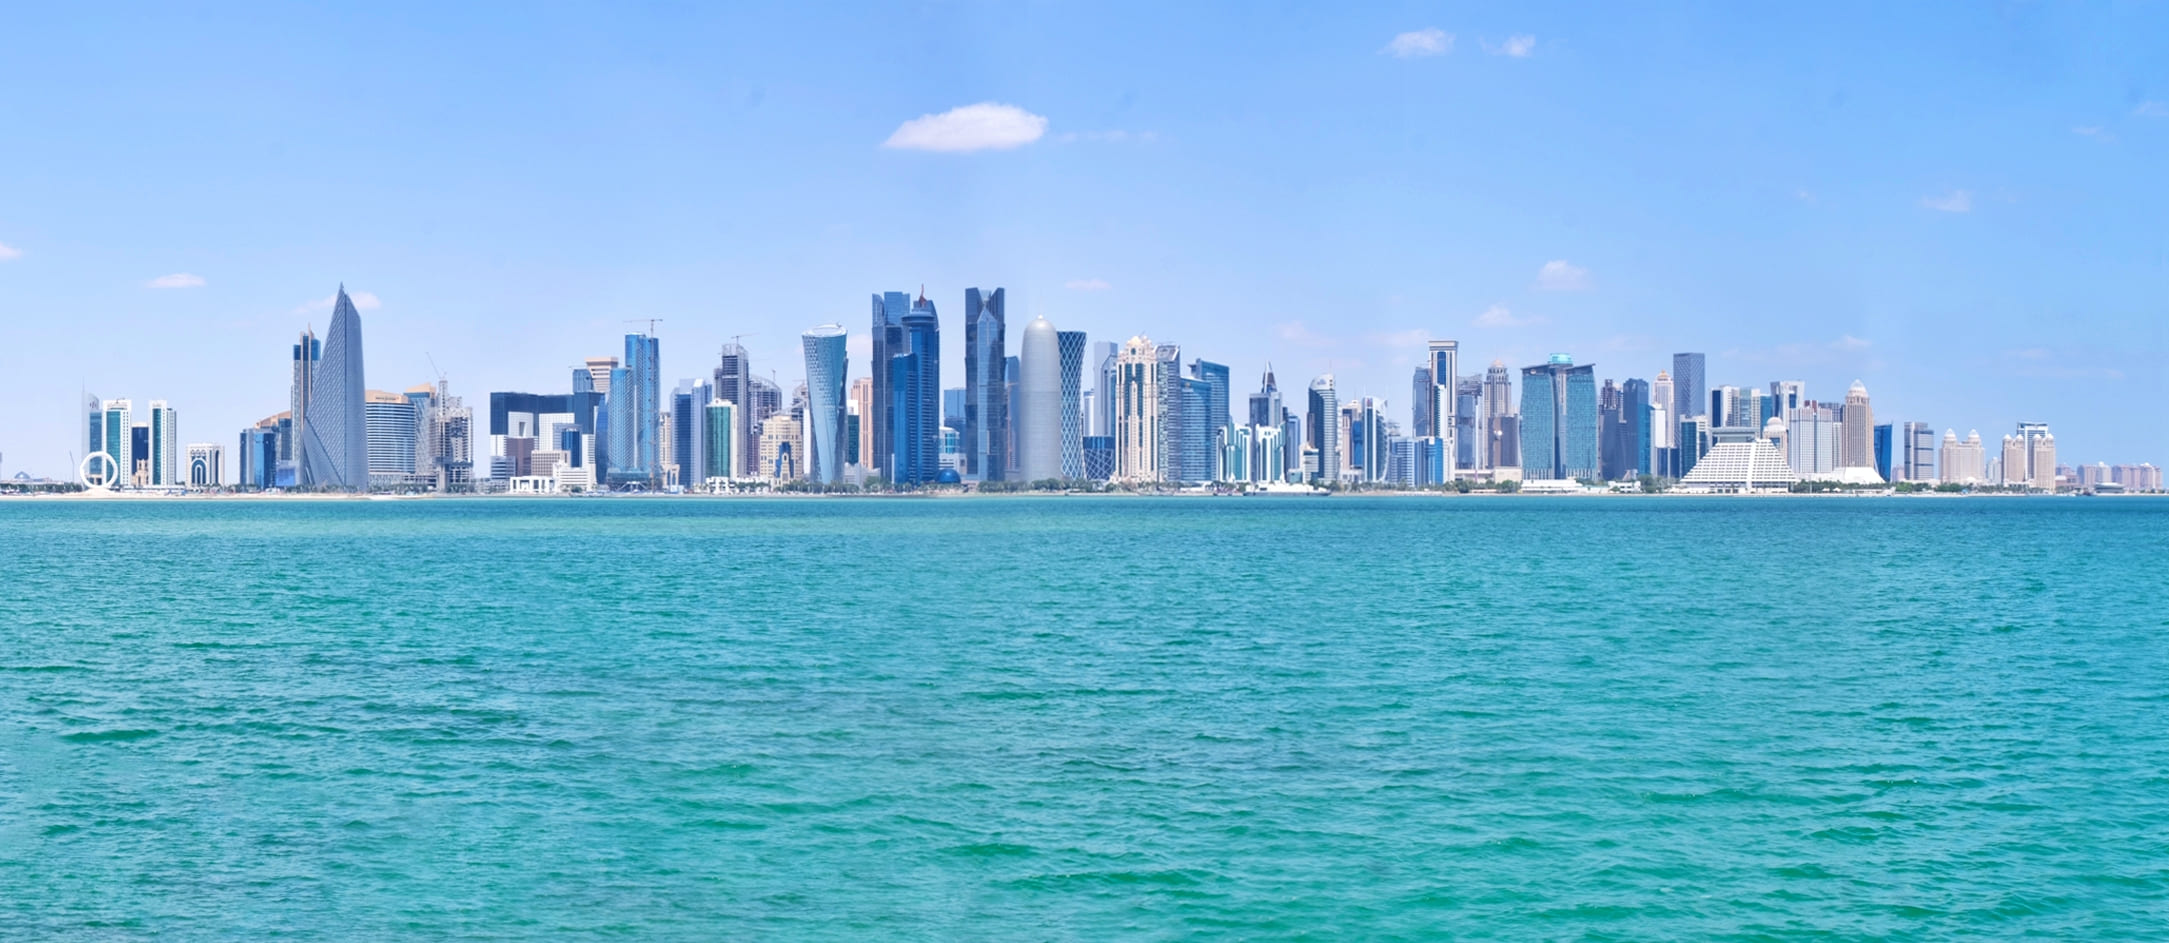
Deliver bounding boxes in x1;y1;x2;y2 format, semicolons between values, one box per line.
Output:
1018;316;1063;482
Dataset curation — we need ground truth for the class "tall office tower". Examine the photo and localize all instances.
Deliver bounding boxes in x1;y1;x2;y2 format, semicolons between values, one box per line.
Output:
1014;317;1063;482
1037;334;1076;479
583;357;618;396
1748;389;1775;428
1671;352;1707;420
1519;354;1599;481
302;287;368;490
750;375;782;427
1455;375;1483;471
364;390;418;484
1901;421;1936;482
423;379;473;492
1339;402;1359;477
129;424;151;486
1353;398;1388;483
1174;374;1214;482
1598;380;1626;480
146;400;178;487
1307;375;1340;483
1483;360;1517;469
1711;385;1741;428
1650;371;1674;430
869;291;913;479
1873;423;1895;482
961;287;1007;481
1784;405;1840;477
1112;336;1164;482
797;325;847;484
760;413;802;480
1091;340;1118;437
1152;344;1186;481
1646;399;1673;477
1005;355;1021;475
603;331;661;488
1840;380;1874;469
238;414;280;488
712;343;753;476
404;385;438;480
1425;340;1458;465
186;443;222;488
81;392;104;469
704;400;737;483
2028;428;2056;491
1621;378;1651;477
671;380;713;484
1280;408;1303;483
886;291;941;484
289;328;320;467
1250;364;1282;428
849;376;875;471
1410;366;1433;438
1190;358;1230;441
87;399;131;487
1770;380;1805;413
943;387;968;443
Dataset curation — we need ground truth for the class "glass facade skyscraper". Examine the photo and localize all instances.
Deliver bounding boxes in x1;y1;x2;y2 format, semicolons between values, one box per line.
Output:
1057;330;1087;479
1307;375;1339;483
870;291;912;481
302;287;368;490
1671;352;1706;421
801;324;848;484
963;287;1006;481
1520;355;1599;480
605;331;661;488
889;292;941;484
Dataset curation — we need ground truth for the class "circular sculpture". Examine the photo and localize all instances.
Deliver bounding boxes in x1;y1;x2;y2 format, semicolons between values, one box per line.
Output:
80;451;121;489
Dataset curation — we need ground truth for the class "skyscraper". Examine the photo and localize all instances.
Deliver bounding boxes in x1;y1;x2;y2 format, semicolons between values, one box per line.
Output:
1520;354;1598;481
801;324;848;484
1057;330;1087;479
1154;344;1187;481
1425;340;1458;468
870;291;913;480
1308;375;1340;483
1410;366;1433;439
605;331;661;488
302;287;368;490
1902;421;1936;482
1840;380;1874;470
1873;423;1895;483
705;399;736;484
888;291;941;484
1671;352;1706;421
1017;316;1064;482
1455;375;1482;472
849;376;874;472
1483;360;1517;470
288;328;319;471
1113;336;1163;483
672;380;713;484
1091;340;1118;438
147;400;178;487
963;287;1007;481
713;342;753;477
365;390;418;484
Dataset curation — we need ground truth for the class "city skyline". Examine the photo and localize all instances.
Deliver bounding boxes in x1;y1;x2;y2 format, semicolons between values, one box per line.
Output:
3;4;2166;477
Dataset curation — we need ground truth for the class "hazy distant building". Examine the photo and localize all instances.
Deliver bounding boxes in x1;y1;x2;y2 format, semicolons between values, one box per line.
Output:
1941;430;1987;485
962;287;1007;481
1840;381;1875;472
1902;421;1936;482
1484;360;1518;470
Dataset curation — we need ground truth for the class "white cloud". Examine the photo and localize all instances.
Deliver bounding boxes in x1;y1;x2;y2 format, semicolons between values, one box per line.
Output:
1474;304;1544;328
1064;278;1112;292
147;273;205;289
1384;28;1454;58
293;290;381;315
882;102;1048;152
1370;328;1431;348
1487;34;1537;57
2072;125;2112;140
2134;101;2168;118
1920;190;1972;213
0;242;19;261
1832;334;1871;351
1534;260;1590;291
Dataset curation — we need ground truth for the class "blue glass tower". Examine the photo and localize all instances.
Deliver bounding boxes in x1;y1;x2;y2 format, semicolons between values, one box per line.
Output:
801;324;848;484
606;331;661;488
1057;330;1087;479
963;287;1006;481
1520;355;1599;480
870;291;912;480
888;293;941;484
301;287;368;489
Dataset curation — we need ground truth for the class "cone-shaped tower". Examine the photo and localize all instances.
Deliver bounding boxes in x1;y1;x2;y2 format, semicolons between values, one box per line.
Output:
302;286;368;489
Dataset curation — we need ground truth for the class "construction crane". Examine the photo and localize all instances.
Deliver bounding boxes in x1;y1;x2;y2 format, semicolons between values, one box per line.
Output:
625;318;665;335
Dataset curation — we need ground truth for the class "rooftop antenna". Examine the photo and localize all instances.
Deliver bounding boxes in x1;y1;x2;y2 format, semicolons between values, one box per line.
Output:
625;318;664;335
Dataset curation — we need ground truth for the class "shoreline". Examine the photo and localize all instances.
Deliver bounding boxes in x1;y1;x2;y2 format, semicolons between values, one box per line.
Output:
6;488;2148;501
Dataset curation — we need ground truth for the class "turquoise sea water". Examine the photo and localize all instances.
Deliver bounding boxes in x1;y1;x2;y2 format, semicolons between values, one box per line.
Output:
2;497;2166;939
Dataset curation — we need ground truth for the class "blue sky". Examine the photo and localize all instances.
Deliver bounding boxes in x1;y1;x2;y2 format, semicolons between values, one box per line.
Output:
2;2;2164;477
